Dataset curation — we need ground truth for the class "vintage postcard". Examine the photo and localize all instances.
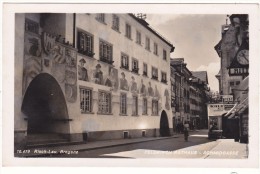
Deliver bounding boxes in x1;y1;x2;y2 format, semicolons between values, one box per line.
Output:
2;2;260;172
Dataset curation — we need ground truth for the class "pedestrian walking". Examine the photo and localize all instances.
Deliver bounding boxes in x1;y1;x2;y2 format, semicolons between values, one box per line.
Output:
184;121;190;141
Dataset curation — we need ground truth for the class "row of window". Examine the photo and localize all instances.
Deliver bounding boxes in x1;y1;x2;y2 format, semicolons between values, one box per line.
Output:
78;29;168;84
96;13;168;60
120;53;167;83
80;88;159;115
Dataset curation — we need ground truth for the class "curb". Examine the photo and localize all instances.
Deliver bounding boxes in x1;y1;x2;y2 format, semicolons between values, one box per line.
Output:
19;135;179;158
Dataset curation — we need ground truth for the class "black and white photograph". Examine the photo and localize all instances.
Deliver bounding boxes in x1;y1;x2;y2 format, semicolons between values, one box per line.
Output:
1;2;260;173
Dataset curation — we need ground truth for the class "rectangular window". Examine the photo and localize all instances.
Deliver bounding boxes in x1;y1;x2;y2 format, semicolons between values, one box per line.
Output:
99;40;113;64
163;49;167;60
142;98;147;115
136;31;141;45
25;18;39;34
132;96;138;116
230;81;235;86
236;81;240;86
112;14;120;31
77;30;94;57
121;53;129;69
152;100;159;115
145;37;150;51
151;67;158;80
125;23;131;39
80;88;92;113
143;63;148;76
161;72;167;83
132;58;139;74
98;91;112;114
96;13;105;23
154;42;158;55
120;93;127;115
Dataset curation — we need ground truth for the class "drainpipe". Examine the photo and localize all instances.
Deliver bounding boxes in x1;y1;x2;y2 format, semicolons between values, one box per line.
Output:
73;13;76;48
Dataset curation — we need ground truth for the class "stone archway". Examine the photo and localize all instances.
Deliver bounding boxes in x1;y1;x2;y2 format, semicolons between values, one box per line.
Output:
21;73;70;134
160;110;170;137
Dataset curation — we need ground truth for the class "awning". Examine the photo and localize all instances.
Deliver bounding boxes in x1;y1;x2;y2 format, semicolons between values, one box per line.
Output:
224;103;238;117
228;97;248;119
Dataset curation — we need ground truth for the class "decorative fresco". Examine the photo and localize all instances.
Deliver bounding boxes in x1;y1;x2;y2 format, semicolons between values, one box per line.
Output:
23;31;77;103
105;67;118;92
120;72;129;91
130;76;138;94
22;33;42;94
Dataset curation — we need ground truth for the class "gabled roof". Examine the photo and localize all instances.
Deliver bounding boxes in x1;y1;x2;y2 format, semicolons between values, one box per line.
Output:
191;71;208;84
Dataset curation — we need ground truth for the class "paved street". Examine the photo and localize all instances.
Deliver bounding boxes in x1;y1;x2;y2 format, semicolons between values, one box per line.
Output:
50;129;247;159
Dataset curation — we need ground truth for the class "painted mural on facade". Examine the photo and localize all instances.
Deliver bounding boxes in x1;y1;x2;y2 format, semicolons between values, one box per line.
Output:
23;27;77;103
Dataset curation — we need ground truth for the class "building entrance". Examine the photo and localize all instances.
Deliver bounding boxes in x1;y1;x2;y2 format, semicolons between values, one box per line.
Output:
160;110;170;136
21;73;70;134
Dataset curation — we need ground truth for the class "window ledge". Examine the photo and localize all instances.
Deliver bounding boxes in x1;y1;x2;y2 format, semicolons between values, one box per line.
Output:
112;28;121;33
131;115;139;117
78;52;96;60
98;60;115;67
97;112;113;115
136;42;142;47
142;114;148;116
151;114;159;116
120;67;131;72
151;78;159;82
142;74;149;78
96;19;107;25
131;71;140;75
81;112;95;114
125;36;133;41
119;114;128;116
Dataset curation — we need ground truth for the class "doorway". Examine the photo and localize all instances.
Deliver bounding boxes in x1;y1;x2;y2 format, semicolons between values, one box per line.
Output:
21;73;70;134
160;110;170;136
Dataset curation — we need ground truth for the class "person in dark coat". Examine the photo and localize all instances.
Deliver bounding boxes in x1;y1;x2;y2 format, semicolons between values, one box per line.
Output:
78;58;88;81
93;63;103;85
120;72;129;91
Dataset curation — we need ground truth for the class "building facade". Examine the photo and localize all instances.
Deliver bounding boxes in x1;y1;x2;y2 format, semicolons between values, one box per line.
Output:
15;13;175;149
170;58;192;124
190;71;210;129
214;14;249;143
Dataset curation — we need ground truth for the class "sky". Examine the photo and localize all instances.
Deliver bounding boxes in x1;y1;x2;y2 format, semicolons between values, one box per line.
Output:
146;14;227;92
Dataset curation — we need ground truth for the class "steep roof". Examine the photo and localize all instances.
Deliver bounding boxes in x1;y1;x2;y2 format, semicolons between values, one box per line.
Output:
129;14;175;52
191;71;208;84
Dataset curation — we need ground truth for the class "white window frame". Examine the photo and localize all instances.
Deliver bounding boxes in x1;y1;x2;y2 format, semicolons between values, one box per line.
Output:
77;29;94;55
125;23;132;39
96;13;105;23
112;14;120;31
154;42;158;55
121;53;129;69
142;98;148;115
120;93;127;115
99;39;113;63
145;37;150;51
136;30;141;45
98;90;112;114
80;87;93;113
132;95;138;116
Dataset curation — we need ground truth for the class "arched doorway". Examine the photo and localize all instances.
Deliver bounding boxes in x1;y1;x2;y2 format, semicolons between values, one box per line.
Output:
22;73;70;134
160;110;170;137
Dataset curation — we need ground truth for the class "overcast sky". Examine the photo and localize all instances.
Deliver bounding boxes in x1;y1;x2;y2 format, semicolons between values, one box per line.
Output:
146;14;227;92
